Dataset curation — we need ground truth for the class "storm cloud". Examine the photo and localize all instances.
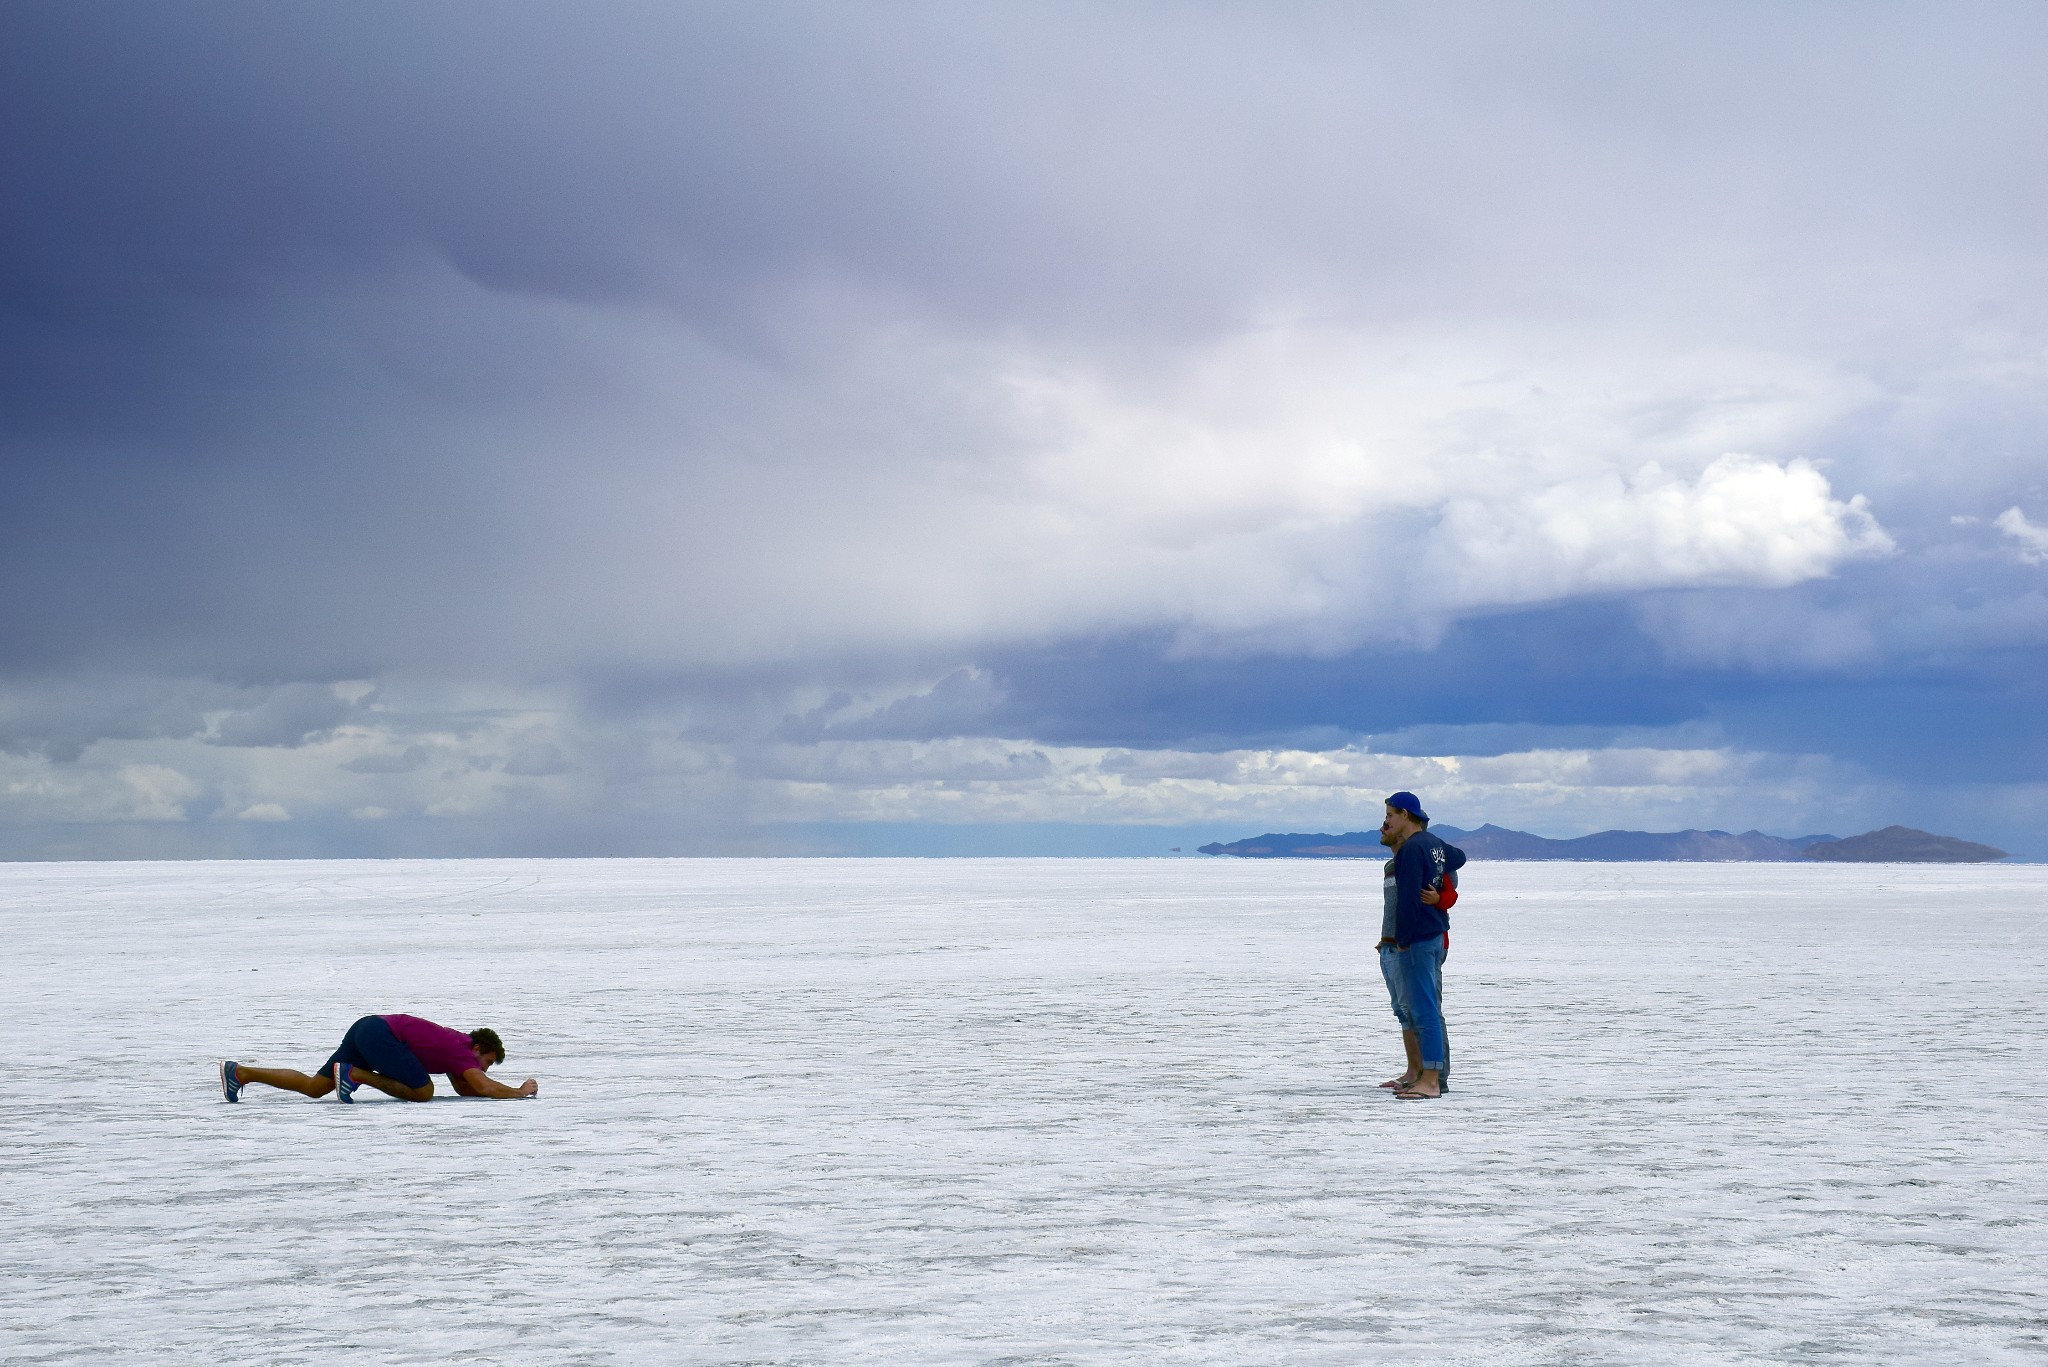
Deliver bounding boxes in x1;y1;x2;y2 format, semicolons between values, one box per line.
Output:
4;3;2047;856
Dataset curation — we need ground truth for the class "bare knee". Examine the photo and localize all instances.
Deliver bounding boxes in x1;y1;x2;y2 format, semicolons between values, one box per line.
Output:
401;1081;434;1102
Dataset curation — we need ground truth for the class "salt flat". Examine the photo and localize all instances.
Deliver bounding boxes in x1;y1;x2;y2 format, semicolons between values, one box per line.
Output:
1;857;2043;1365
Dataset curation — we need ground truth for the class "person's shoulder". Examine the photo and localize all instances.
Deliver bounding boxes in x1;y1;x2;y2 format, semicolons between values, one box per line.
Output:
1399;831;1455;871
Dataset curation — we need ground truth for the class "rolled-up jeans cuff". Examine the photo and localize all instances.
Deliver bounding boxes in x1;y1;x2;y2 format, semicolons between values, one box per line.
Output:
1397;935;1448;1073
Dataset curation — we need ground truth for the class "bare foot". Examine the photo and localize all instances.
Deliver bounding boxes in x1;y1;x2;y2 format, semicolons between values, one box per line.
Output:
1380;1074;1419;1090
1394;1079;1442;1099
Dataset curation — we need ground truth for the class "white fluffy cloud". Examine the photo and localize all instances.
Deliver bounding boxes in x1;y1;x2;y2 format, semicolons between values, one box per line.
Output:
0;755;201;824
1431;455;1892;609
1995;507;2048;563
984;328;1895;653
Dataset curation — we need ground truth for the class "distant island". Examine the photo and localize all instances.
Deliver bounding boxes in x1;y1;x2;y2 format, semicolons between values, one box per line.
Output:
1800;825;2009;863
1198;823;2008;863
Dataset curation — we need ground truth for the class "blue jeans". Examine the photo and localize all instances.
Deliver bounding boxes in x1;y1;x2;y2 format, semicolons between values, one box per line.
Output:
1378;944;1417;1031
1386;936;1449;1073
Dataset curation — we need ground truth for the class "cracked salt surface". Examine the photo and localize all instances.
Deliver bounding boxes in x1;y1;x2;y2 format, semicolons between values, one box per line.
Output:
2;858;2044;1365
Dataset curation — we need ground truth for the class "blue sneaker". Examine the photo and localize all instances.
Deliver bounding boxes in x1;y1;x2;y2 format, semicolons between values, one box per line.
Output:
220;1061;242;1103
333;1061;357;1104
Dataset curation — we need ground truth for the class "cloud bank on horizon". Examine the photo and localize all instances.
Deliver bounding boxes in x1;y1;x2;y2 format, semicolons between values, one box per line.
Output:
4;3;2046;857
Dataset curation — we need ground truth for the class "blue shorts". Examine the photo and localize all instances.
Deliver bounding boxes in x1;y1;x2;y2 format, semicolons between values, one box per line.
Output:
320;1015;430;1089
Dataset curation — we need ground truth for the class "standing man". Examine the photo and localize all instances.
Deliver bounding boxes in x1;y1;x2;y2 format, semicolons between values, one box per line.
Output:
219;1013;537;1103
1375;791;1464;1100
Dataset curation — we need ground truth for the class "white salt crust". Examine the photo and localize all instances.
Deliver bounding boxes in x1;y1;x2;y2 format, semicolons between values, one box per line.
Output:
2;857;2043;1364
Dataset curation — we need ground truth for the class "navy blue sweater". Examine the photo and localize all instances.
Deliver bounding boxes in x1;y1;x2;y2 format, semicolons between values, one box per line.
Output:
1392;830;1467;947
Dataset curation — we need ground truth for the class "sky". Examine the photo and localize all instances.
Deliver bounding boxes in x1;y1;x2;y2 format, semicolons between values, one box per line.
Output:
4;2;2047;859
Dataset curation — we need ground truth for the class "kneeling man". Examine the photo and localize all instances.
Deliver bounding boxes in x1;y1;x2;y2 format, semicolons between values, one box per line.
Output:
220;1013;537;1103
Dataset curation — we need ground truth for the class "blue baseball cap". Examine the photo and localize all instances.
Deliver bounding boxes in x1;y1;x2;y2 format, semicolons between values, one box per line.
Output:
1385;791;1428;821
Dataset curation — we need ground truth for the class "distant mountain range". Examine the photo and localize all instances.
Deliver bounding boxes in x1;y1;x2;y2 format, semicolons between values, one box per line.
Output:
1197;823;2009;863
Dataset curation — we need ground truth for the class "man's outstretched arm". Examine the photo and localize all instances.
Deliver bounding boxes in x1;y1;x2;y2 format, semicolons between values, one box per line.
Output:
453;1068;538;1099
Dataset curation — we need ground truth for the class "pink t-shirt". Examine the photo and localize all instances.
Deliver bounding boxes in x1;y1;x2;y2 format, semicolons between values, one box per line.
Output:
382;1015;484;1076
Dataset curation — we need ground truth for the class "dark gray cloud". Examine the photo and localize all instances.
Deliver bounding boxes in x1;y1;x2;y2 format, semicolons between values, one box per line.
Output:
11;4;2047;342
0;675;224;762
204;682;359;747
776;669;1007;743
341;744;427;775
501;739;574;777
